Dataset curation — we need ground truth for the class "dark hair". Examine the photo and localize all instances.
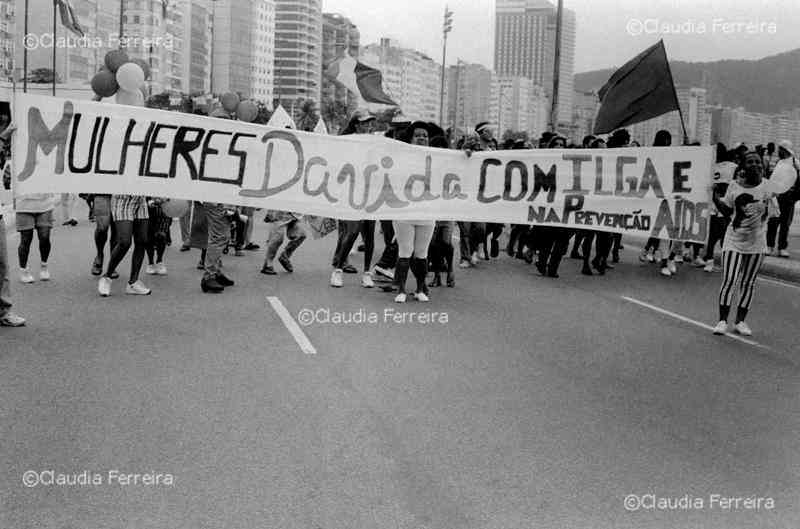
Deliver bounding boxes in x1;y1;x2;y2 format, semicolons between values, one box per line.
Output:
589;138;606;149
653;129;672;147
607;129;630;148
429;136;448;148
582;134;596;147
767;142;775;152
715;142;728;162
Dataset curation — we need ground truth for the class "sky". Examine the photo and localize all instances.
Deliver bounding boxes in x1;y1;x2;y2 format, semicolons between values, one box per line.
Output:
322;0;800;72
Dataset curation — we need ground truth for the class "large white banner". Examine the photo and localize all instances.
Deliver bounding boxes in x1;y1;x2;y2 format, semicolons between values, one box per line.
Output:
12;94;714;242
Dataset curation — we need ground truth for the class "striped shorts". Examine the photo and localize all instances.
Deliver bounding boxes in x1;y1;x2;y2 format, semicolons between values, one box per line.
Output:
111;195;149;222
719;250;764;310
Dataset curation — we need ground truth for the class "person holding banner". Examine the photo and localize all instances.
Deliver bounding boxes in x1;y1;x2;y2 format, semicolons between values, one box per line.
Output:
98;195;151;296
0;126;25;326
330;110;377;289
393;122;439;303
711;151;779;336
534;134;573;278
15;192;56;283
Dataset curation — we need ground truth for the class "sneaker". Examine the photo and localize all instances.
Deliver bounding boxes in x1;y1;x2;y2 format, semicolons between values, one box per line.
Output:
125;280;151;295
734;321;752;336
197;261;205;270
243;243;260;251
712;320;728;335
361;273;374;288
20;269;35;284
693;257;706;267
145;264;156;275
0;311;26;327
98;276;112;296
373;265;394;280
394;292;407;303
470;252;479;265
459;260;471;269
638;251;649;263
660;266;672;277
766;247;775;256
674;254;684;264
704;262;715;273
260;265;277;275
646;252;656;263
179;244;191;252
779;249;790;258
39;265;50;281
91;259;103;276
668;260;677;274
414;291;430;302
155;263;168;275
215;273;235;287
330;269;343;287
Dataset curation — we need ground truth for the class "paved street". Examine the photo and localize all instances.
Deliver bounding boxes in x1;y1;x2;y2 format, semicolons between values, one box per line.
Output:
2;210;799;529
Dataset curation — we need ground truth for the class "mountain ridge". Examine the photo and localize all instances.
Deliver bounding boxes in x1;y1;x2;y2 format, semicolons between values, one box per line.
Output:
574;48;800;114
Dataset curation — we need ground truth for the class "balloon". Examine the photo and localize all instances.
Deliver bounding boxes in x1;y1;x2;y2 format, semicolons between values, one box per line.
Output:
116;62;145;92
160;199;189;218
115;88;144;106
104;49;129;73
91;70;118;97
131;58;151;80
236;100;258;122
221;92;239;113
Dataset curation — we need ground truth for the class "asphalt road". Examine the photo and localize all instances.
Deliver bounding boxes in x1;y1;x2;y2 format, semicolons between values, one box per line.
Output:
2;215;799;529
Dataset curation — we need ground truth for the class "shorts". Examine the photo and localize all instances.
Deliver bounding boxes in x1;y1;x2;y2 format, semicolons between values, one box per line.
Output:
16;210;54;231
92;194;112;221
111;195;149;222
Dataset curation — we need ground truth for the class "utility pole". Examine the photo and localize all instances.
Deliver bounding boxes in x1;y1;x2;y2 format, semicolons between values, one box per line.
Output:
439;6;453;126
549;0;563;133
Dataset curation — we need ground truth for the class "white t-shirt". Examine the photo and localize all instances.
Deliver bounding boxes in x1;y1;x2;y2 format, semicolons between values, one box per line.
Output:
719;180;778;254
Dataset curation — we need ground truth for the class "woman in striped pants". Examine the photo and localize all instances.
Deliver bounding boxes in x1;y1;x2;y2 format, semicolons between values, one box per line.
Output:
711;151;778;336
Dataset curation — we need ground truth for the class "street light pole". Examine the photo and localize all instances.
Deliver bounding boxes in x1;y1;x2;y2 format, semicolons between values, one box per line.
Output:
439;6;452;127
549;0;563;133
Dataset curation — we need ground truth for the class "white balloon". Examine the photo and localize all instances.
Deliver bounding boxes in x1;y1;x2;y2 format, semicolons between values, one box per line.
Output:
116;62;146;92
115;88;144;107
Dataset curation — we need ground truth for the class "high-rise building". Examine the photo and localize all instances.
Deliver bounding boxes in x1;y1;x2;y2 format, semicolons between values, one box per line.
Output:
321;12;358;109
572;89;599;142
443;61;492;134
360;38;440;122
494;0;575;126
711;106;800;148
273;0;322;111
183;0;213;95
0;0;15;80
489;75;548;138
212;0;275;101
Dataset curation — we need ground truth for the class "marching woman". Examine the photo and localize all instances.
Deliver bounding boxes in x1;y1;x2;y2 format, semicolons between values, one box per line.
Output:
711;150;778;336
144;198;173;276
98;194;151;296
393;122;439;302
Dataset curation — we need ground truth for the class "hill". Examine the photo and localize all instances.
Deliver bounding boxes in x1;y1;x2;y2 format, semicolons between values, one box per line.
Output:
574;48;800;114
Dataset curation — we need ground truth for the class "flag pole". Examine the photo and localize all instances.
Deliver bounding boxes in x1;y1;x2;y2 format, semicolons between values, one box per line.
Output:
549;0;563;133
52;0;57;96
662;40;689;144
23;0;28;92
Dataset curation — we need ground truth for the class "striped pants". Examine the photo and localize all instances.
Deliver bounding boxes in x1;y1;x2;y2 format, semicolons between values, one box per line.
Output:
719;250;764;310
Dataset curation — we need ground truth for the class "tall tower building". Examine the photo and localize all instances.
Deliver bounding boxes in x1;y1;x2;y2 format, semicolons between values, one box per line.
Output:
273;0;322;111
0;0;15;80
212;0;275;101
444;61;492;134
494;0;575;126
321;12;358;109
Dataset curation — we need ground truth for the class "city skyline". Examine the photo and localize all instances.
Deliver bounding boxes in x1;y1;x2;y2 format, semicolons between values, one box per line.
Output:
322;0;800;73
